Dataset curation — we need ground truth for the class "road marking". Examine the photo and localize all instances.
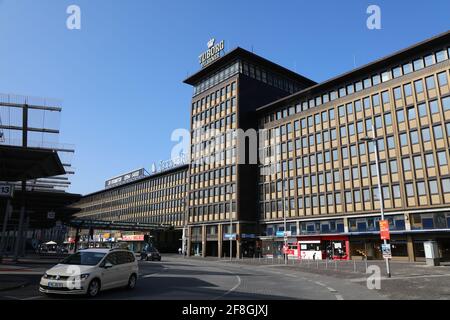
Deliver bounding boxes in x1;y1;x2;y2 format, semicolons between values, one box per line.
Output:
285;274;297;278
350;273;450;282
314;281;326;287
23;296;45;300
3;296;21;300
335;294;344;300
327;287;338;293
142;273;159;278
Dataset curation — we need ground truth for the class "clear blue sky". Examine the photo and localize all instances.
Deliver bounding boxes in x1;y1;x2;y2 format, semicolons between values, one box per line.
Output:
0;0;449;195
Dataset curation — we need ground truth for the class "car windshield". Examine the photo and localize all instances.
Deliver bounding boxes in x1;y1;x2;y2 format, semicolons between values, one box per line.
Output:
60;252;106;266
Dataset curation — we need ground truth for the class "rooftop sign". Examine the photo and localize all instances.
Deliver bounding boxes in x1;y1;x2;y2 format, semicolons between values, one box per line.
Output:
151;153;187;174
199;38;225;68
105;168;146;189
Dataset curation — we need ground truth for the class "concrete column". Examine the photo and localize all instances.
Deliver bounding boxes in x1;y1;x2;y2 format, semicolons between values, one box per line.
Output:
13;206;25;262
236;223;241;259
404;212;412;231
295;220;300;236
186;226;192;257
407;235;415;262
343;217;349;233
202;225;206;258
218;224;223;258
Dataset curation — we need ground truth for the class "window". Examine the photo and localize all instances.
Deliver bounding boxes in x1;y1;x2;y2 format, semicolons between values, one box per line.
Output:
442;178;450;193
372;94;380;107
395;110;404;125
392;66;402;78
329;109;335;120
394;87;402;100
426;182;439;198
426;76;436;90
438;72;448;86
387;136;395;149
381;71;391;82
418;103;427;117
410;130;419;144
438;151;448;166
414;80;424;94
414;156;423;170
425;154;435;168
404;83;412;97
355;100;362;112
417;182;426;196
389;160;398;173
436;50;447;63
421;127;431;142
413;58;424;70
405;183;414;197
424;54;435;67
434;125;443;139
381;91;390;104
442;96;450;111
407;107;416;120
384;113;392;126
393;185;401;199
338;105;345;117
403;158;411;171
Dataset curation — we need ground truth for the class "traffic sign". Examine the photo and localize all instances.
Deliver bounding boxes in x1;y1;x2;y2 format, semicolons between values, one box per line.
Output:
224;233;237;240
379;220;390;240
0;184;14;198
381;244;392;259
47;211;56;219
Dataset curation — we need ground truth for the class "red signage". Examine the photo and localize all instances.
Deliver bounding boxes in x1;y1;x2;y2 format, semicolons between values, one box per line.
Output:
122;235;145;242
379;220;390;240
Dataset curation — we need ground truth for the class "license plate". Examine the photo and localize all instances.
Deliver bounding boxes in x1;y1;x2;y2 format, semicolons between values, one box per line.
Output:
48;282;64;288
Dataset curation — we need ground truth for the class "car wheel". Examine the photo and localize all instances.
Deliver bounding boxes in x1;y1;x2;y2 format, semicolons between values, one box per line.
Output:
87;279;100;298
127;274;137;290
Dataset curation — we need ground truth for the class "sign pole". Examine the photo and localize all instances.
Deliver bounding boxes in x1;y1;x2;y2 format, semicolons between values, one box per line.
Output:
372;125;391;278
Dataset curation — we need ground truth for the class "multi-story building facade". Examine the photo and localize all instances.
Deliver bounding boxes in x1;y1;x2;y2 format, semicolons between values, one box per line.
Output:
183;47;316;257
73;165;188;251
73;31;450;261
256;31;450;261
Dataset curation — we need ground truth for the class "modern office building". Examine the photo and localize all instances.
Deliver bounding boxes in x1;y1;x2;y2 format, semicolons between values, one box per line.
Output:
74;31;450;261
256;31;450;261
73;165;188;251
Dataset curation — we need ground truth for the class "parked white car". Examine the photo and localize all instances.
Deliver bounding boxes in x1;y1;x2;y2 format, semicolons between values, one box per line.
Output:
39;248;139;297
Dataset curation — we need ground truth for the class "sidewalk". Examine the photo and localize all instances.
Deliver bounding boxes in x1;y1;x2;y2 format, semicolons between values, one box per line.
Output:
0;254;65;266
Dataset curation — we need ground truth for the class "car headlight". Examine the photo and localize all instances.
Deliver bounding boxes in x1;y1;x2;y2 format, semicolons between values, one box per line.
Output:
42;273;49;279
80;274;90;280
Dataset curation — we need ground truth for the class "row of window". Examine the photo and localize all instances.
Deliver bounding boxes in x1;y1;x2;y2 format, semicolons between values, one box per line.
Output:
262;46;450;124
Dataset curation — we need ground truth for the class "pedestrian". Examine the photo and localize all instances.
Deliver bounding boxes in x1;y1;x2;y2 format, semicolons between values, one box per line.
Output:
178;247;182;255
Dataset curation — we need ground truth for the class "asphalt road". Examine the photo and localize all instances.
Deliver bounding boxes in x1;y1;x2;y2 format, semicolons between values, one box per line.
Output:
0;256;387;300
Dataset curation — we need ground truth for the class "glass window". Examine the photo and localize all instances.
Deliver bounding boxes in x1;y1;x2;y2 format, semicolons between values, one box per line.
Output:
429;100;439;114
421;127;431;142
436;50;447;63
442;178;450;193
405;183;414;197
372;94;380;107
381;71;391;82
374;74;381;85
390;160;398;173
403;158;411;171
393;185;401;199
425;154;435;168
346;103;353;114
404;83;412;97
407;107;416;120
418;103;427;117
424;54;435;67
429;180;439;195
392;67;402;78
417;182;426;196
413;58;424;70
397;109;405;123
433;125;443;139
426;76;436;90
382;91;390;104
414;79;424;94
403;63;413;74
387;136;395;149
363;97;370;109
414;156;423;170
442;96;450;111
394;87;402;100
384;113;392;126
410;130;419;144
329;109;335;120
438;151;448;166
438;72;448;86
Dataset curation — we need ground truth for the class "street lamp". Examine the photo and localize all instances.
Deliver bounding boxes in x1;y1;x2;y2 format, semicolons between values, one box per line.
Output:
281;161;288;265
360;125;391;278
182;198;188;258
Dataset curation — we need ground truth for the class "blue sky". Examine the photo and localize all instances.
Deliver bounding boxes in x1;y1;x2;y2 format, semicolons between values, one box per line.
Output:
0;0;449;195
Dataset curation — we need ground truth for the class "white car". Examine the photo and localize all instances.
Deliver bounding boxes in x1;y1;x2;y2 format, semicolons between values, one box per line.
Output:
39;248;139;297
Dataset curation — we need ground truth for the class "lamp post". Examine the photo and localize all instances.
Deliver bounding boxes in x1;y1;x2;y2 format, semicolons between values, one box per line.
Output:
182;198;188;258
281;161;288;265
361;125;391;278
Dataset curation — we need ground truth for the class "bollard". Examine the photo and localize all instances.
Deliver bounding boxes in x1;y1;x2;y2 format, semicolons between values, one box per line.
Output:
353;259;357;273
335;260;337;270
326;258;328;269
316;260;319;269
365;258;368;273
